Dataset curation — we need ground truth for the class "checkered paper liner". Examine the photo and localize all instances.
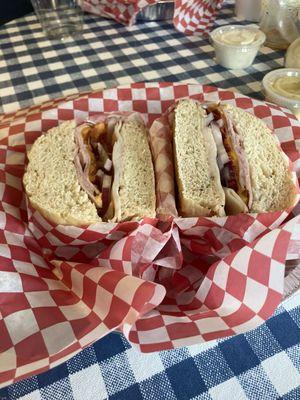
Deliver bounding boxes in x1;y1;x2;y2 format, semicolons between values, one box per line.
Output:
0;83;300;388
82;0;224;35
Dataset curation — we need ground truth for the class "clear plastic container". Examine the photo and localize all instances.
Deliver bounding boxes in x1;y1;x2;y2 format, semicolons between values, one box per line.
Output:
210;25;266;70
31;0;83;39
235;0;263;22
262;68;300;120
260;0;300;50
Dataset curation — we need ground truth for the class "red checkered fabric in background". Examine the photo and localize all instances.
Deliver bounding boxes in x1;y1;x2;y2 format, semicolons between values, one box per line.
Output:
82;0;225;34
174;0;224;34
82;0;162;25
0;83;299;388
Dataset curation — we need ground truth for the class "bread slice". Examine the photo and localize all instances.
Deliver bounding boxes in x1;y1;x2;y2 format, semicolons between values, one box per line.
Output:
173;100;225;217
112;117;156;221
23;121;100;226
222;104;297;212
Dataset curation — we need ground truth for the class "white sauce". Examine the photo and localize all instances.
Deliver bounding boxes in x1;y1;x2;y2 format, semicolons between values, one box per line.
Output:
215;29;259;46
272;76;300;101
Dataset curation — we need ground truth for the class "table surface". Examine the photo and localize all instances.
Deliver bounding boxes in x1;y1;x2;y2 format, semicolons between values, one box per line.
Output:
1;2;300;400
0;2;285;116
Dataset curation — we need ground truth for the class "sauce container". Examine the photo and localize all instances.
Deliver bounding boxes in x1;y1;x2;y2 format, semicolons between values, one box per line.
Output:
260;0;300;50
209;25;266;69
285;38;300;68
262;68;300;120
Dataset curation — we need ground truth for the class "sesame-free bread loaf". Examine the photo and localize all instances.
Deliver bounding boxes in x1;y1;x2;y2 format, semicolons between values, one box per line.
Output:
23;115;156;226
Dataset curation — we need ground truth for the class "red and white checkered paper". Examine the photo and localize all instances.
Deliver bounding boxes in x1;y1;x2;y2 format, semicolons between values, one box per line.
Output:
0;82;300;387
82;0;224;35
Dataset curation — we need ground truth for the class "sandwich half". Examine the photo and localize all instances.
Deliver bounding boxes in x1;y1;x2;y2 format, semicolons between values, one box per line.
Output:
23;115;156;226
173;100;225;217
112;117;156;222
173;99;296;216
209;103;296;214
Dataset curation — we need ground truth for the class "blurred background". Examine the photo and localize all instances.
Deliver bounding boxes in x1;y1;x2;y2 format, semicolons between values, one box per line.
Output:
0;0;33;25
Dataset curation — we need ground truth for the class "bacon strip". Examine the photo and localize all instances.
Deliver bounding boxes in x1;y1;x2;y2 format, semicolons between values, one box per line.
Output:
74;122;114;218
208;105;253;208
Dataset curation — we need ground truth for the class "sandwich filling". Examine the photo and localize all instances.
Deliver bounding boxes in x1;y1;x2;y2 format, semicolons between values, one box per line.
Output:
208;106;253;210
73;114;156;223
74;121;115;221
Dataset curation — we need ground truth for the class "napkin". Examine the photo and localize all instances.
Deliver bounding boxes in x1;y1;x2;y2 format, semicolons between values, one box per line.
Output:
82;0;225;35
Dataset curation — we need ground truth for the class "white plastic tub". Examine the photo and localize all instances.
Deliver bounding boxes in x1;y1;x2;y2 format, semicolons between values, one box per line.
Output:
210;25;266;69
262;68;300;120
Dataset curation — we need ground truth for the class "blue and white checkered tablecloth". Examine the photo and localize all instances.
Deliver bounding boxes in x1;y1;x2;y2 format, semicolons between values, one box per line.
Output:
0;2;285;115
1;1;300;399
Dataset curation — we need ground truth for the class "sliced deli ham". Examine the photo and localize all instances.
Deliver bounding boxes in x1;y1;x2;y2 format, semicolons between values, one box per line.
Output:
101;173;112;217
96;142;109;165
74;153;102;208
73;113;155;223
211;122;230;170
223;112;253;209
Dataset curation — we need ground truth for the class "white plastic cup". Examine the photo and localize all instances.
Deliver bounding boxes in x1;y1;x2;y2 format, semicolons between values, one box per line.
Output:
210;25;266;70
285;38;300;68
31;0;83;39
262;68;300;120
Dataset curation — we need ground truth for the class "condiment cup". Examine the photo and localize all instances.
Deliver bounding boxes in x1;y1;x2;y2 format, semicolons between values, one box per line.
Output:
262;68;300;121
209;25;266;70
285;38;300;68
